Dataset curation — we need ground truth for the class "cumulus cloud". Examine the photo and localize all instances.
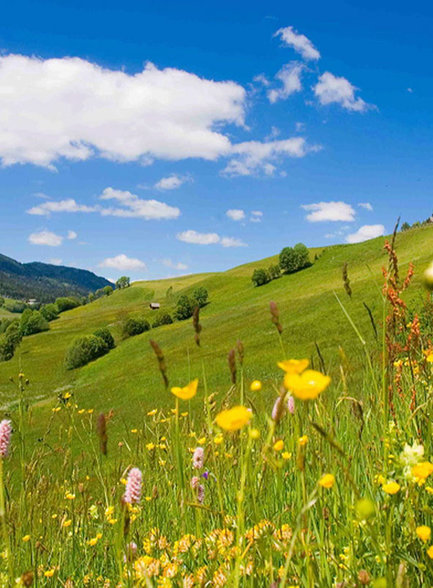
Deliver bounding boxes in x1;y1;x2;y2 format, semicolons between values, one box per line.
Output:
223;137;319;176
67;230;77;240
358;202;373;211
268;62;304;103
346;224;385;243
250;210;263;223
99;254;147;271
226;209;245;221
27;188;180;221
28;230;63;246
302;201;355;222
155;174;190;190
275;26;320;61
0;54;246;168
162;258;188;271
314;72;369;112
176;230;246;247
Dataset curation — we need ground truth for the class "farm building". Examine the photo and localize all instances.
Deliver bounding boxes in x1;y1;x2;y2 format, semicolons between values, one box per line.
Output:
149;302;160;310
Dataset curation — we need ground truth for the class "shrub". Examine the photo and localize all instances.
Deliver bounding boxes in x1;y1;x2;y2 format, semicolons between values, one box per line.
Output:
279;243;310;274
268;264;281;280
122;317;151;338
192;287;209;308
251;268;270;287
152;312;174;328
116;276;130;289
103;286;114;296
65;335;109;370
0;297;4;307
5;321;23;348
56;297;81;313
20;309;49;336
93;327;115;350
40;303;59;322
0;321;22;361
174;295;194;321
4;301;26;313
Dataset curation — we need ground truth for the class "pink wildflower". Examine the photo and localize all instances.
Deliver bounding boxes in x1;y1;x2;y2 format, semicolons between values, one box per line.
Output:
191;476;200;490
0;420;12;458
123;467;142;504
192;447;204;469
287;395;295;414
197;484;205;504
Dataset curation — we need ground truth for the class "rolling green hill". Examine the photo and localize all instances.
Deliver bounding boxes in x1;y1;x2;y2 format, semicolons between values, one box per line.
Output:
0;226;432;422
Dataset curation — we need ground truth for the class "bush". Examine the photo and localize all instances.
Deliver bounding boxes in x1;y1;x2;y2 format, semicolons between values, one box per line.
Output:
0;297;4;307
40;303;59;322
122;317;151;338
152;312;174;328
279;243;310;274
174;295;194;321
0;335;15;362
5;321;23;348
251;268;271;287
56;297;81;313
93;327;115;350
65;335;109;370
268;264;281;280
0;321;22;361
20;309;49;336
192;287;209;308
103;286;114;296
4;301;26;313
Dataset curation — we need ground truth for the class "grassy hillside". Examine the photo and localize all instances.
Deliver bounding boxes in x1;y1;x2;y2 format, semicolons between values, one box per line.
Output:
0;226;431;422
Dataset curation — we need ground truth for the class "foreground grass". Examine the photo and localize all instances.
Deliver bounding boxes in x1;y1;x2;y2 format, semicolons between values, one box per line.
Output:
1;233;433;585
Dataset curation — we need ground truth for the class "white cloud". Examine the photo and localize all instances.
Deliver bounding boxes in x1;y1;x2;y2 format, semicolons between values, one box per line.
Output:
27;199;96;215
346;224;385;243
226;209;245;221
27;188;180;221
358;202;373;211
250;210;263;223
275;26;320;61
28;230;63;246
314;72;369;112
176;230;220;245
155;174;190;190
162;258;188;271
223;137;319;176
48;258;62;265
302;201;355;222
0;54;245;168
67;230;77;240
176;230;246;247
99;188;180;220
220;237;247;248
268;62;304;103
253;74;270;87
99;254;147;271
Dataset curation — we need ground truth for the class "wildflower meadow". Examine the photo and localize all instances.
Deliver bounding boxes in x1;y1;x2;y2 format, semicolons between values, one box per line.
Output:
3;238;433;587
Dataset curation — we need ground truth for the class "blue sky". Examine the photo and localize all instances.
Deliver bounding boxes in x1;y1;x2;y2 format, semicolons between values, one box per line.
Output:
0;0;432;281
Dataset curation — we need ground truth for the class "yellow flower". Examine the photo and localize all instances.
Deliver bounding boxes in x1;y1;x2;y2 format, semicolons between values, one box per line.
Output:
417;525;431;542
382;481;400;495
282;451;292;460
147;409;157;416
249;428;260;440
65;492;75;500
412;461;433;482
22;535;31;542
131;429;138;434
427;546;433;559
273;440;284;452
277;359;309;374
284;369;331;400
62;519;72;528
319;473;335;489
213;434;224;445
215;406;252;431
171;379;198;400
298;435;308;446
250;380;262;392
44;569;55;578
88;537;99;546
146;442;155;451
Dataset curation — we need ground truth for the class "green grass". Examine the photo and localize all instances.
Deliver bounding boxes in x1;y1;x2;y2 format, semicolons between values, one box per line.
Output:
1;226;432;418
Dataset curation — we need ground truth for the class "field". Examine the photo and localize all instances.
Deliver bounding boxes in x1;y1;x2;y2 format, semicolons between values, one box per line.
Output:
1;226;433;585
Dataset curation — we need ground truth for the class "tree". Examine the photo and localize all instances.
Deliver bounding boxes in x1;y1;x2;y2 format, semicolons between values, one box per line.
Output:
20;309;49;336
401;222;411;231
103;286;114;296
268;264;281;280
93;327;115;350
65;335;109;370
122;317;151;338
279;243;310;274
116;276;130;289
152;312;173;328
251;268;270;287
174;295;194;320
192;287;209;308
0;297;4;307
55;297;81;313
293;243;310;269
40;303;59;322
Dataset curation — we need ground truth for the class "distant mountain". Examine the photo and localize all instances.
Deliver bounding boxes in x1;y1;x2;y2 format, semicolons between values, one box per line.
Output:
0;253;112;302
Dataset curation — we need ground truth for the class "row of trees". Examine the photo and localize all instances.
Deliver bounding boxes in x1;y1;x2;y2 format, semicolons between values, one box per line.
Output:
251;243;311;287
